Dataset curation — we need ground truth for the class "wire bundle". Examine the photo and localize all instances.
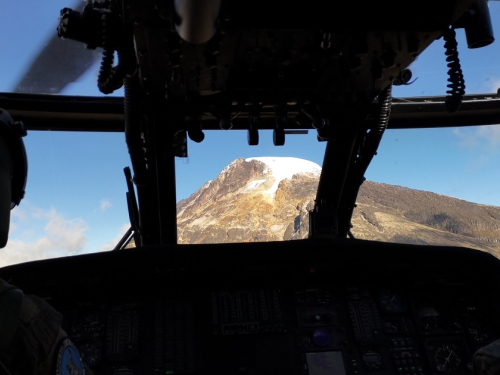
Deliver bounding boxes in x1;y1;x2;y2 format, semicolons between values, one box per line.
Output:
97;13;126;94
443;27;465;113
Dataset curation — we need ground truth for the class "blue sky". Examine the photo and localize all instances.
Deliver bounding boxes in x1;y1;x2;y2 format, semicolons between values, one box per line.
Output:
1;1;500;265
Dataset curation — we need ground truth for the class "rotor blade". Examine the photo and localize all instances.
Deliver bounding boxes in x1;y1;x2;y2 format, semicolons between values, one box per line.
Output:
14;1;101;94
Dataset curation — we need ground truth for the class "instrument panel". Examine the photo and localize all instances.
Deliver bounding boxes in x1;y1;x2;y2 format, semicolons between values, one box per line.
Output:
1;239;499;375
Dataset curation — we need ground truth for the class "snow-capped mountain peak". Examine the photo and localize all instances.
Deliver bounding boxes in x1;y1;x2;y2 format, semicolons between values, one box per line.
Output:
245;157;321;195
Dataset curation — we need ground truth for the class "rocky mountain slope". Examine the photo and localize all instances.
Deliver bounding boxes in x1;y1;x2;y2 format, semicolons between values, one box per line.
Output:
177;157;320;244
176;157;500;257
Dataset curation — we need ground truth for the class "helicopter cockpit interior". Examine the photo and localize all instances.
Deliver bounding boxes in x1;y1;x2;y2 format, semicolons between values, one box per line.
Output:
2;1;500;374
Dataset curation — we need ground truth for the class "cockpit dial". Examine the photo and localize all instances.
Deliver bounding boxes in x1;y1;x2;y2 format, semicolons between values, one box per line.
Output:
425;339;472;375
434;345;461;373
378;290;405;314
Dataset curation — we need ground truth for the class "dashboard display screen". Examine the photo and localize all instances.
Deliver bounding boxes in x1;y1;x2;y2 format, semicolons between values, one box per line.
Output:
306;351;346;375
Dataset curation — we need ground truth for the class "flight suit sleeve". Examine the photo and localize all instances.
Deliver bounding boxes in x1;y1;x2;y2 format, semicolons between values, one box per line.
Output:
0;278;93;375
473;339;500;375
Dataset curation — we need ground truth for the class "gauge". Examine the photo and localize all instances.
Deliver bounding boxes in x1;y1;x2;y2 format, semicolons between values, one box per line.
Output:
425;339;471;374
416;305;462;335
78;340;102;368
456;296;495;346
378;291;405;313
384;316;413;334
384;319;401;333
434;345;461;373
464;319;493;345
419;307;441;332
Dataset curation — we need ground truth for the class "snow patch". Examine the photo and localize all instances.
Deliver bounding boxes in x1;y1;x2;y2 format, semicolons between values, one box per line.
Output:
243;179;266;193
246;157;321;196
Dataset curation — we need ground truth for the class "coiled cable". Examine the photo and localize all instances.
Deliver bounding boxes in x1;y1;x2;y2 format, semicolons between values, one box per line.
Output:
374;84;392;136
443;27;465;113
97;13;126;94
354;84;392;174
336;84;393;237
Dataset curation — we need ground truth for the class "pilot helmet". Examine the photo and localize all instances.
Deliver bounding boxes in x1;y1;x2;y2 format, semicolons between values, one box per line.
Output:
0;109;27;248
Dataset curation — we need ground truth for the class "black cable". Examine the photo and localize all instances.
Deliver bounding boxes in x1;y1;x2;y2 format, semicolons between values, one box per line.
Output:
374;84;392;134
97;13;126;94
443;27;465;113
337;84;393;237
358;84;392;172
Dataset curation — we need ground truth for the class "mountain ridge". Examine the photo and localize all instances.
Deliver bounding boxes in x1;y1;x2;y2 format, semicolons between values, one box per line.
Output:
175;157;500;257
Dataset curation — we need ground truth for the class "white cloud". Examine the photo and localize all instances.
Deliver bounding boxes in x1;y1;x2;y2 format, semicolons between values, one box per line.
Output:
97;199;112;212
486;78;500;94
453;126;500;175
454;126;500;149
453;128;478;148
98;223;130;252
10;206;28;222
1;207;88;267
19;229;35;238
8;222;17;235
477;126;500;146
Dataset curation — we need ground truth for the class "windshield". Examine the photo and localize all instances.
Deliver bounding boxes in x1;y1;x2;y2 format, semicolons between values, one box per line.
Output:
1;1;500;266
